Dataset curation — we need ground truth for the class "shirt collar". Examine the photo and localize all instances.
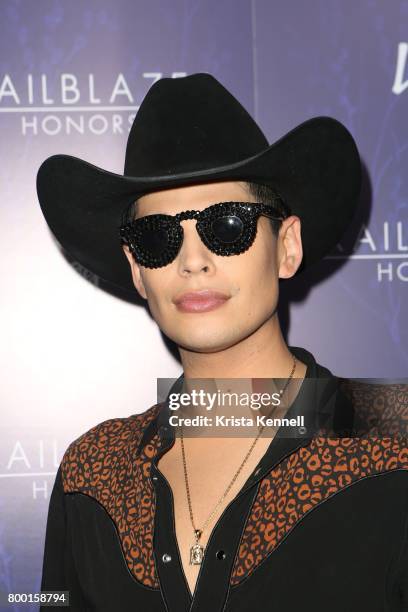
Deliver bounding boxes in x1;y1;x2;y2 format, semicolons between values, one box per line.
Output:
137;345;342;456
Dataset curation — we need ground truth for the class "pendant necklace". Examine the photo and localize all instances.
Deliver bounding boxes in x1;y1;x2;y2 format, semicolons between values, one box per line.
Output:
179;354;297;565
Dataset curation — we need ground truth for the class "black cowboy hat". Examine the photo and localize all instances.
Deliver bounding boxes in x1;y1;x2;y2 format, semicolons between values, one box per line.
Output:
36;72;362;296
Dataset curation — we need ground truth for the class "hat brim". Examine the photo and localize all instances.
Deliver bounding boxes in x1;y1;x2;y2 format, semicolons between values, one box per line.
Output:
36;116;362;296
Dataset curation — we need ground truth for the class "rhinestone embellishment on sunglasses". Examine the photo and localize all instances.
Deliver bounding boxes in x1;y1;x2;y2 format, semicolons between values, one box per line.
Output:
119;201;288;269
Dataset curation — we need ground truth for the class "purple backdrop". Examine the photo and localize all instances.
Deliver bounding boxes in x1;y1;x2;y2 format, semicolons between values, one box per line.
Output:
0;0;407;609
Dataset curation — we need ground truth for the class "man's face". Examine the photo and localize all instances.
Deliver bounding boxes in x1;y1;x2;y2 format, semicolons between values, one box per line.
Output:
122;180;302;353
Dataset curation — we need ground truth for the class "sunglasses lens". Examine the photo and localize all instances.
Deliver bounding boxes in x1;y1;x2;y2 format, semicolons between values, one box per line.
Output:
211;215;244;244
124;215;182;268
138;225;169;257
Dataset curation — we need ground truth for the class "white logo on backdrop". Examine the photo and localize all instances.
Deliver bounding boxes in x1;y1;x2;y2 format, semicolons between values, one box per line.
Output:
392;42;408;94
323;42;408;282
0;439;64;499
328;222;408;282
0;71;187;135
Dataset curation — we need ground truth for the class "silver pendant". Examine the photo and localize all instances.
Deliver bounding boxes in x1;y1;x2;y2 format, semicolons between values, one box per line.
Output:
190;542;205;565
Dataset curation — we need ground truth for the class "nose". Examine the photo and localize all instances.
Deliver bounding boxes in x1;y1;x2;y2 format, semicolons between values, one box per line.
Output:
177;218;213;274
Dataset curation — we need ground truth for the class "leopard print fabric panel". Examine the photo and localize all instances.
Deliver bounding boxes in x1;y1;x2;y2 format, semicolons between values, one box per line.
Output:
229;434;408;586
61;403;164;588
338;380;408;436
230;381;408;585
59;382;408;590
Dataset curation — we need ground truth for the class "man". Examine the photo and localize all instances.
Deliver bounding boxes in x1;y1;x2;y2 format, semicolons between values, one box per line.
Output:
37;73;408;611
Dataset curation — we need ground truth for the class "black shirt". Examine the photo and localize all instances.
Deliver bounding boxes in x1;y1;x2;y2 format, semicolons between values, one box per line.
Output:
40;346;408;611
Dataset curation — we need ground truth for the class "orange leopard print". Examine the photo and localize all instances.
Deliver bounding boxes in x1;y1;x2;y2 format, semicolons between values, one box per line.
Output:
230;380;408;585
59;381;408;590
61;403;164;588
230;433;408;585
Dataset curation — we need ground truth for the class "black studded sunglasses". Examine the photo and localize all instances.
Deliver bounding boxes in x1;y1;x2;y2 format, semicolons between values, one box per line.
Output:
119;200;289;269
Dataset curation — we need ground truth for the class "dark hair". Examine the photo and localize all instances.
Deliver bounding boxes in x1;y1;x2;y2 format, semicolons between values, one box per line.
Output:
243;181;290;237
122;181;290;238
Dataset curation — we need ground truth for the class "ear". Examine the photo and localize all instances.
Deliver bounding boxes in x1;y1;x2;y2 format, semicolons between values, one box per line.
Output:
122;245;148;300
277;216;303;279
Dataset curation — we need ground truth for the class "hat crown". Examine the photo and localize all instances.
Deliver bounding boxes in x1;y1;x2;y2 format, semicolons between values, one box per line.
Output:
124;73;269;178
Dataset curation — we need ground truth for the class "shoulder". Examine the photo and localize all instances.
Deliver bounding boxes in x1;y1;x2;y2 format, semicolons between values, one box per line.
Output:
59;402;163;493
336;377;408;437
308;375;408;476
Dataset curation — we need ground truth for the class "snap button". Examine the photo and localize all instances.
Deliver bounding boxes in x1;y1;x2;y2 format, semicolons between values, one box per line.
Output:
162;553;172;563
152;476;158;481
216;550;226;560
254;467;261;476
298;426;307;435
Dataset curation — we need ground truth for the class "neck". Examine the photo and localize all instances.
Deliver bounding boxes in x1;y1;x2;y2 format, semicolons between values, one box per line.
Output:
177;315;307;432
179;313;305;379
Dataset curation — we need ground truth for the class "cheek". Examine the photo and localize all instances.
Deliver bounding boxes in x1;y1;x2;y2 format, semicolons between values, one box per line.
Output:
240;234;278;285
139;270;167;315
242;240;279;310
245;268;278;317
220;247;278;322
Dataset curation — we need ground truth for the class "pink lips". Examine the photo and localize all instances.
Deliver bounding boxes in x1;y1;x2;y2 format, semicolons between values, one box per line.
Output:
174;289;230;313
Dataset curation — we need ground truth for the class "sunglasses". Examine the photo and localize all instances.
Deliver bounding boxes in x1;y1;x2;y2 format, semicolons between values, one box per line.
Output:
119;200;289;269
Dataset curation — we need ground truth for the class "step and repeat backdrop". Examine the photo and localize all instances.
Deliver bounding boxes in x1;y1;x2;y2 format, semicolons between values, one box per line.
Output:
1;0;407;609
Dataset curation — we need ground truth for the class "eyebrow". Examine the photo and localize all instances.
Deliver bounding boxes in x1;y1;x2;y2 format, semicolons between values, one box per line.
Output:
140;210;174;216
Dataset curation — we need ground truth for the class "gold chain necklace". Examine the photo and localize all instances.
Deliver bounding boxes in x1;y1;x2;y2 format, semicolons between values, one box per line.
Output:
179;354;297;566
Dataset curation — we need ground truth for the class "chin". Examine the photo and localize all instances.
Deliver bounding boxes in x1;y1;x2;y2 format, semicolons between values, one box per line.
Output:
176;330;243;353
